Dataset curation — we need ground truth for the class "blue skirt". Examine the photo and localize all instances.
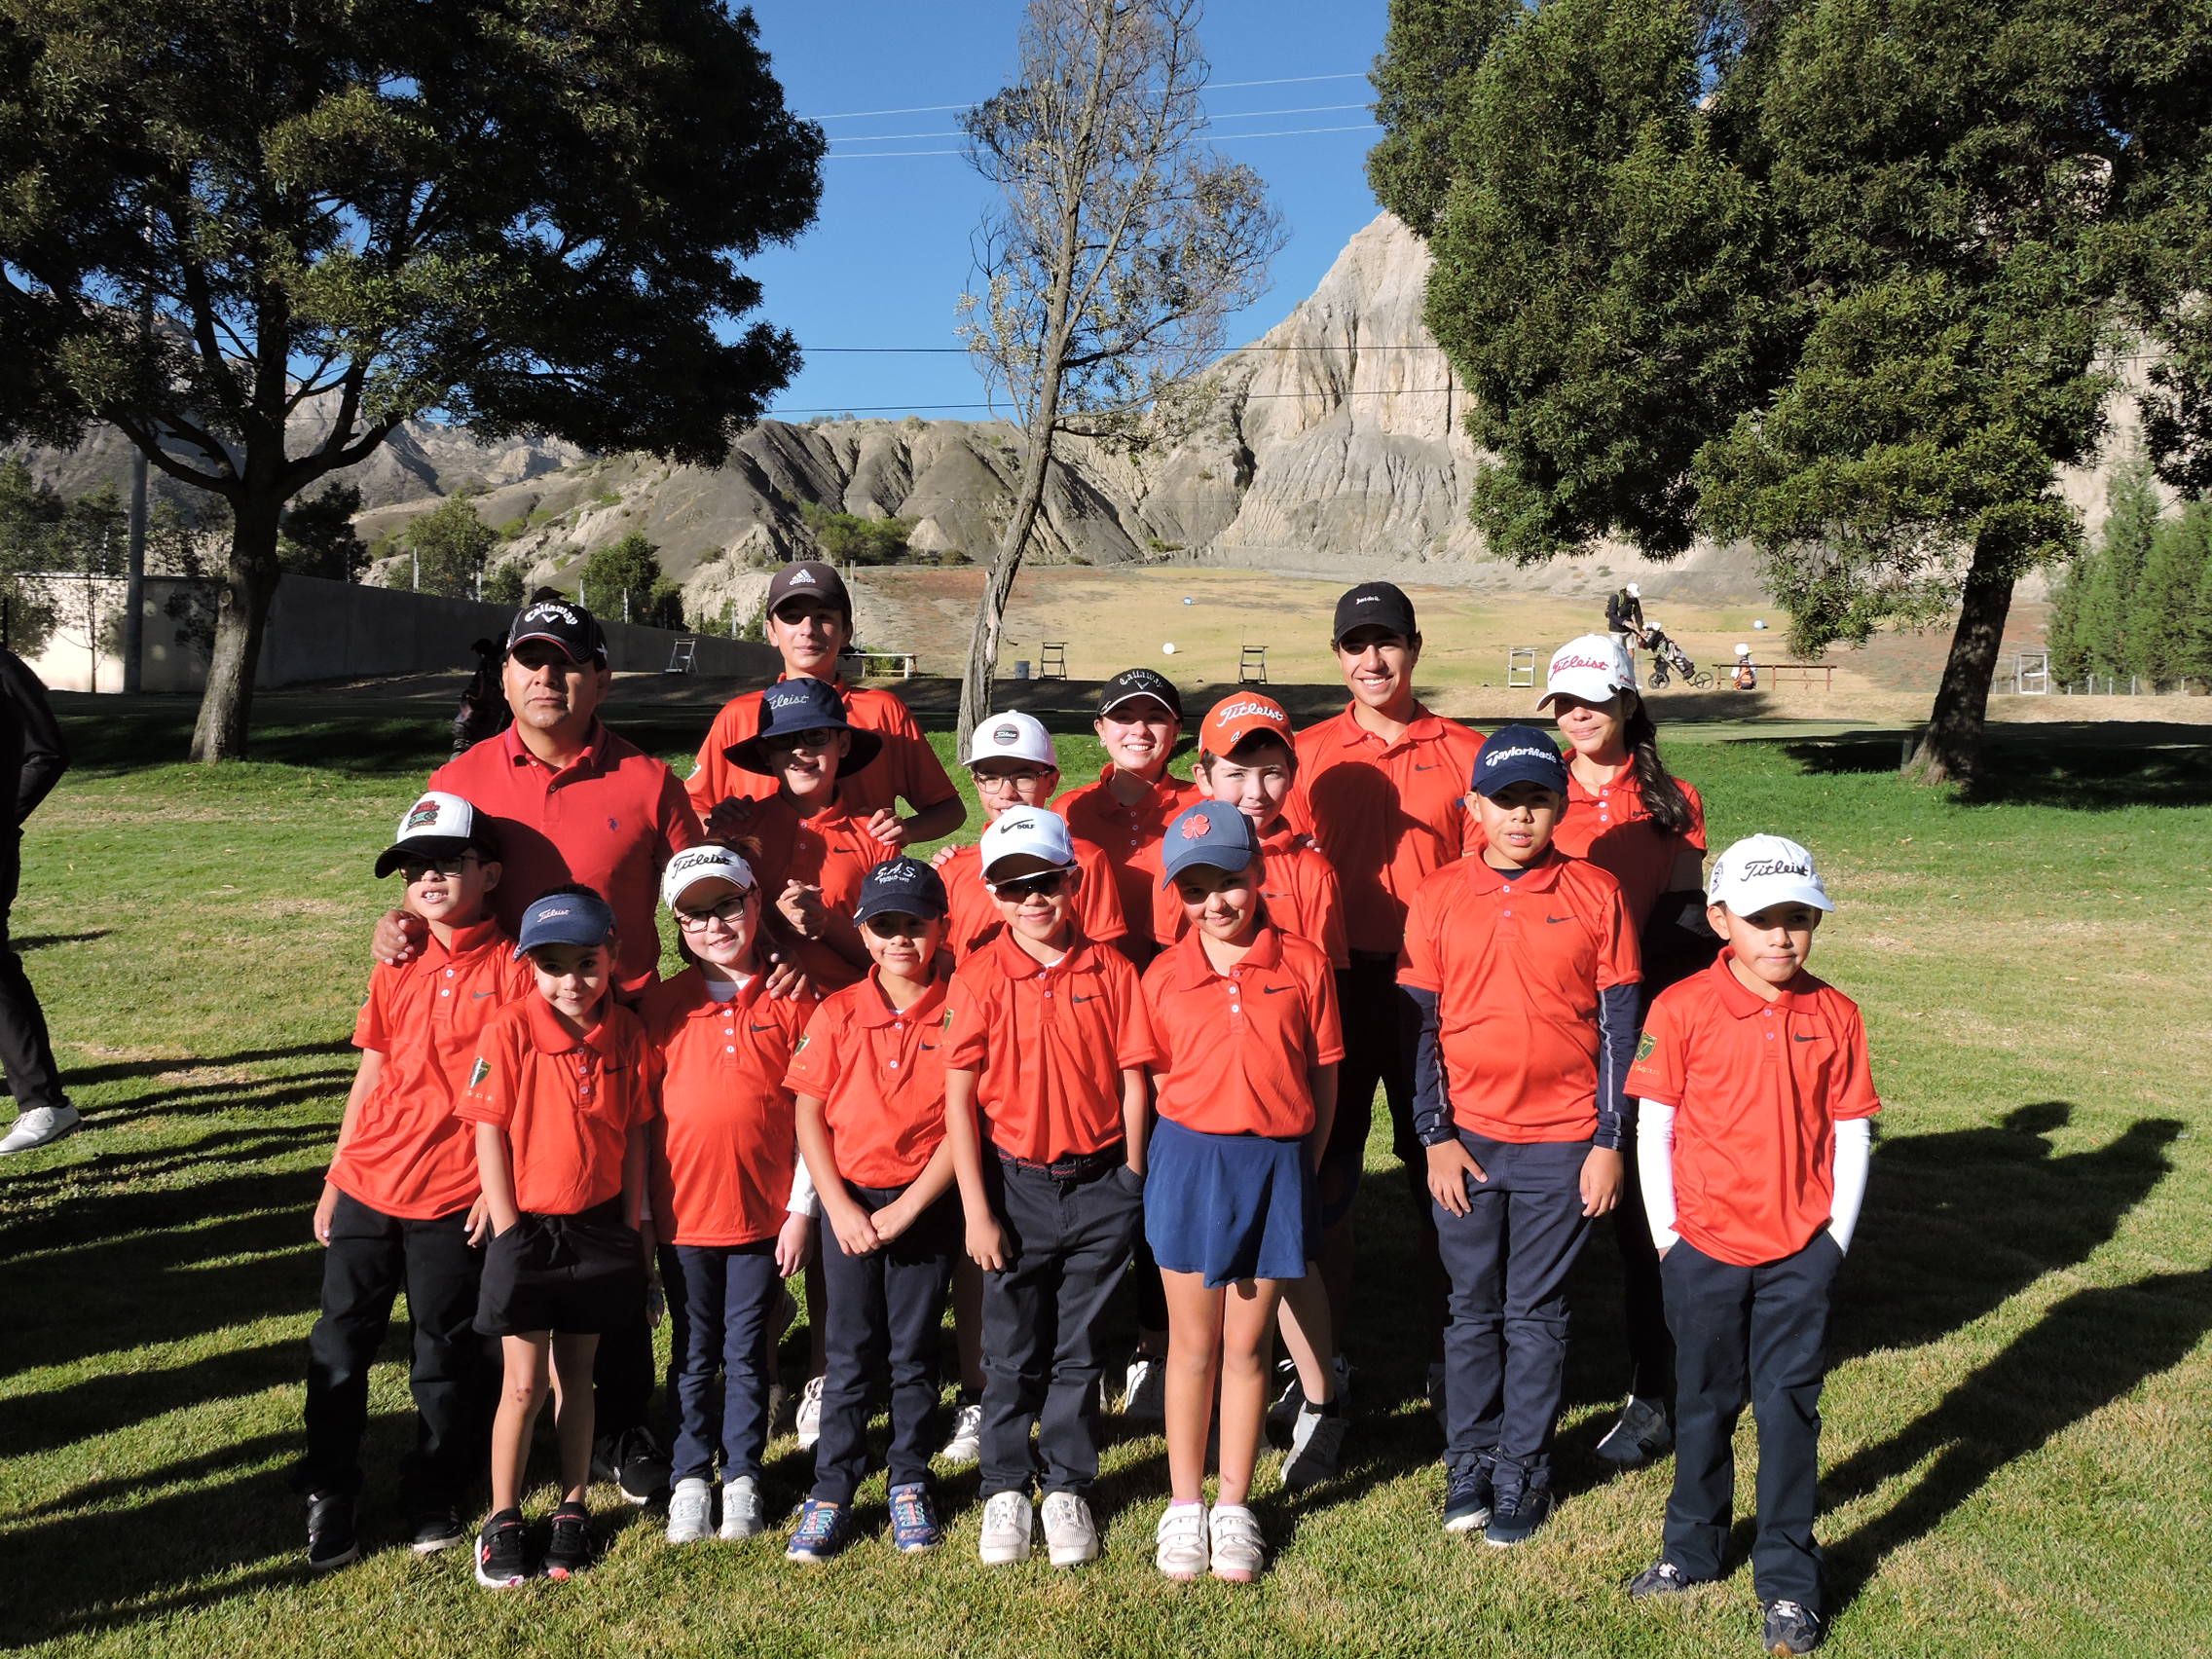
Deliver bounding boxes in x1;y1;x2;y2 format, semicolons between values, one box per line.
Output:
1144;1116;1314;1289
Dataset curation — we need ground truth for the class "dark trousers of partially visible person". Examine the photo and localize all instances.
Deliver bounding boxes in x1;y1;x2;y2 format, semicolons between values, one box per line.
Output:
0;828;66;1114
299;1193;491;1510
1662;1232;1842;1615
1613;1134;1675;1402
811;1182;958;1506
979;1152;1144;1500
1329;955;1421;1195
591;1310;658;1448
661;1239;783;1486
1432;1135;1594;1496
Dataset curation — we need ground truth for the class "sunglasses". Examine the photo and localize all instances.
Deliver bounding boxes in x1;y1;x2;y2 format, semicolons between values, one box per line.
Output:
400;856;481;882
989;869;1072;901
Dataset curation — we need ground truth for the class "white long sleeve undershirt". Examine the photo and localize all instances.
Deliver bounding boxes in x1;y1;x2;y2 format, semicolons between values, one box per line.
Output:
1637;1098;1872;1255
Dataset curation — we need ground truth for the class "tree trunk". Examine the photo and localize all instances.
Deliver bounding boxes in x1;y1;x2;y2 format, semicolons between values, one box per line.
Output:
957;422;1059;753
189;492;284;762
1903;533;2016;786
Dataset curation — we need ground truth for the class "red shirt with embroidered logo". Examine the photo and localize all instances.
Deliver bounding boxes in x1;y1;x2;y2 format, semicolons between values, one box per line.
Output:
783;970;950;1189
746;792;891;991
456;996;658;1215
1141;925;1344;1139
1052;766;1202;953
940;836;1127;962
1549;768;1708;931
1151;818;1348;969
685;676;958;825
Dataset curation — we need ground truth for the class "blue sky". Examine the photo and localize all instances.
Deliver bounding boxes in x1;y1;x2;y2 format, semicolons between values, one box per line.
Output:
741;0;1394;420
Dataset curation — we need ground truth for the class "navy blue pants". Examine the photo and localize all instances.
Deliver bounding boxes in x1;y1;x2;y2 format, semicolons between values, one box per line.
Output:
1663;1232;1842;1612
661;1240;783;1485
1432;1134;1593;1493
979;1155;1145;1499
811;1182;957;1505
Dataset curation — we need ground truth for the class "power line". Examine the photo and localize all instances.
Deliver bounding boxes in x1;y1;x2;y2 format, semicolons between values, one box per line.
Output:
826;122;1380;159
801;71;1368;121
829;103;1375;144
801;344;1448;353
763;388;1457;416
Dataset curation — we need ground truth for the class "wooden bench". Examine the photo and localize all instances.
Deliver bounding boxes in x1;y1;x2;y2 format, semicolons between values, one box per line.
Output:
1759;663;1833;689
1039;641;1068;679
1238;644;1269;684
840;649;917;680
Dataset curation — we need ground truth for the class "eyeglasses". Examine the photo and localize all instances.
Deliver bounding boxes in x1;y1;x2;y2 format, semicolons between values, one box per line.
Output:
763;727;840;754
989;869;1071;900
673;893;754;932
973;768;1054;793
400;856;480;882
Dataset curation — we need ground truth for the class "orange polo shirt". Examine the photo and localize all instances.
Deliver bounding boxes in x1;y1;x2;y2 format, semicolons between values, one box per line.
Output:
685;676;959;824
431;720;703;992
940;835;1127;962
1550;769;1707;932
1626;951;1880;1268
1398;852;1640;1144
1289;704;1486;956
943;931;1156;1162
1151;819;1348;970
747;792;890;991
640;966;816;1247
456;996;658;1216
1052;766;1202;953
784;970;950;1190
1141;925;1344;1139
337;918;534;1220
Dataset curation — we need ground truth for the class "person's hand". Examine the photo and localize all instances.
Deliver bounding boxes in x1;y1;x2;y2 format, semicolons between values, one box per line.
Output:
928;842;960;870
762;951;814;1001
704;796;759;839
464;1194;492;1247
313;1181;341;1245
1425;1138;1488;1217
865;807;910;850
646;1272;667;1328
869;1193;915;1244
966;1213;1006;1272
778;880;829;938
829;1201;883;1258
374;907;425;968
1579;1146;1625;1218
776;1210;815;1277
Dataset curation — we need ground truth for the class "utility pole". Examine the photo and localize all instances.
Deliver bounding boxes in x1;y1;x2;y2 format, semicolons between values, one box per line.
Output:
122;210;153;694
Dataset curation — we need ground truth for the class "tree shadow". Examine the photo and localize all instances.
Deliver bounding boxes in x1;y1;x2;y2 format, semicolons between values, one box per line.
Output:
0;1337;302;1460
1780;725;2212;809
12;930;110;952
57;1041;351;1089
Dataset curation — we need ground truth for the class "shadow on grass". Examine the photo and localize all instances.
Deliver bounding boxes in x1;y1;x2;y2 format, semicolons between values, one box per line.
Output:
57;1041;350;1090
1780;724;2212;809
14;930;110;952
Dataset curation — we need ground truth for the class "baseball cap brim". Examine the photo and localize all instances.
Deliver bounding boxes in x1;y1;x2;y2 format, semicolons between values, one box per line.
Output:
1713;875;1834;914
373;835;481;879
505;628;605;662
726;725;885;778
1534;670;1626;711
853;887;948;924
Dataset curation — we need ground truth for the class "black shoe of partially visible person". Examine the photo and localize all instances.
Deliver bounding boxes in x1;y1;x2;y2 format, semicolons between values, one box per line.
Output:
408;1506;466;1555
1482;1482;1554;1547
475;1507;530;1589
1762;1599;1824;1655
593;1426;671;1504
543;1501;595;1581
1627;1559;1698;1598
305;1492;359;1571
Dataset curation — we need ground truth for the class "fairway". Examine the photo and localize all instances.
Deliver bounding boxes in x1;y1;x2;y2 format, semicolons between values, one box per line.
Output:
1;694;2207;1659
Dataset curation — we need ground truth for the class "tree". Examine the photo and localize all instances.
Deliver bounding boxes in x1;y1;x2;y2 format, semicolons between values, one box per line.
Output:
482;560;528;609
2080;453;2161;680
0;454;63;654
2135;500;2212;688
277;482;365;582
800;502;916;566
0;0;824;760
2045;544;2095;686
954;0;1283;749
580;533;668;624
401;496;497;600
1372;0;2212;782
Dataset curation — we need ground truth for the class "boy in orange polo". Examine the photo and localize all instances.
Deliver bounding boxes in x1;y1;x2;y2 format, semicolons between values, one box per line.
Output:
1052;668;1199;963
944;808;1153;1568
1401;726;1638;1548
1624;837;1877;1659
299;793;527;1571
460;887;657;1588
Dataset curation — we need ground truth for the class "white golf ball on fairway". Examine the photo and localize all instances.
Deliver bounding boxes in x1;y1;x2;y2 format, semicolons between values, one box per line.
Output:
1161;643;1177;656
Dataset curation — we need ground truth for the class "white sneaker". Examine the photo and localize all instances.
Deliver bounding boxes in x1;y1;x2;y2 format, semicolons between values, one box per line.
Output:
719;1475;765;1539
1040;1491;1098;1567
1207;1502;1265;1583
0;1104;79;1155
938;1394;983;1465
1281;1402;1349;1492
1269;1353;1354;1436
1121;1356;1165;1422
793;1376;826;1451
1595;1396;1674;1467
666;1477;713;1543
977;1491;1033;1565
1154;1501;1207;1579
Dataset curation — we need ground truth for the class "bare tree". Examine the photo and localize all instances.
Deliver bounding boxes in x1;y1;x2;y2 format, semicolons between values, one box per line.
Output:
956;0;1284;747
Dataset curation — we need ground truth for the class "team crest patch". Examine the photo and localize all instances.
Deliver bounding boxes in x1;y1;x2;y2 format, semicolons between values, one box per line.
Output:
793;1034;810;1054
468;1056;491;1089
943;1008;955;1029
405;798;441;831
1635;1032;1655;1064
1180;815;1209;839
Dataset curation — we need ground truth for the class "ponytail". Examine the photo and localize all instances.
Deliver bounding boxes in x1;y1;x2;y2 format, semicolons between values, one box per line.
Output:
1622;697;1693;837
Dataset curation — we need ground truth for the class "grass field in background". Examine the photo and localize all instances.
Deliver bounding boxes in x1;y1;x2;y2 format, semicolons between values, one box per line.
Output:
0;699;2206;1657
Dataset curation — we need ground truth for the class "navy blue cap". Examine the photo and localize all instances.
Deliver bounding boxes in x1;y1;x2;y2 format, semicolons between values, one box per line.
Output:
1470;724;1569;797
853;856;948;925
514;888;616;956
726;678;885;777
1160;800;1262;887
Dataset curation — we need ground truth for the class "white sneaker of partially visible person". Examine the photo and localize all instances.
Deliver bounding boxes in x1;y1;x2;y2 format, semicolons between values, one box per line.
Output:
977;1491;1034;1565
1040;1491;1099;1567
938;1393;983;1465
793;1375;827;1450
666;1478;714;1544
0;1103;78;1155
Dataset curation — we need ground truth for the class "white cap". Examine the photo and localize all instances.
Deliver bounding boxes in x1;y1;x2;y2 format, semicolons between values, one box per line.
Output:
1735;643;1751;656
660;844;756;909
1625;582;1641;598
1708;834;1833;914
978;807;1074;879
1537;634;1637;709
965;710;1056;769
375;791;489;877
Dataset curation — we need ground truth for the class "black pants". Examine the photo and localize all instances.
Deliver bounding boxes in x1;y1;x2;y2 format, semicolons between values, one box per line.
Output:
662;1240;782;1484
0;829;64;1114
1432;1135;1594;1492
591;1309;657;1444
1614;1133;1674;1402
979;1155;1145;1499
1323;955;1423;1224
1663;1232;1842;1612
811;1181;957;1505
299;1192;491;1508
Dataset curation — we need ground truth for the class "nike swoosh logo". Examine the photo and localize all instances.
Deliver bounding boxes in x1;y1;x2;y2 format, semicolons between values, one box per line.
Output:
1545;916;1569;924
1263;984;1291;995
751;1023;776;1033
470;990;496;999
1792;1034;1817;1042
1071;994;1094;1004
921;1042;938;1051
1413;764;1438;772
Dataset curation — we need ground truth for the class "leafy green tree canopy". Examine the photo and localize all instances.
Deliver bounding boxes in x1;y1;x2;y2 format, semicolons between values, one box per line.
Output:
581;532;679;627
400;496;497;600
277;483;364;582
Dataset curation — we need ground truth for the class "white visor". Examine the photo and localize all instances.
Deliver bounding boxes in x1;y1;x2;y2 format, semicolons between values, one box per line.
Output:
660;844;756;909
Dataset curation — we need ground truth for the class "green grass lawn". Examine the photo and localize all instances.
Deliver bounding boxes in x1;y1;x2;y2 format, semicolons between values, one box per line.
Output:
0;699;2206;1657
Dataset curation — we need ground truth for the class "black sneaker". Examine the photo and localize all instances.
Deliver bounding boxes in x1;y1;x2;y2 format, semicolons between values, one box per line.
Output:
543;1501;594;1580
408;1506;466;1555
1441;1466;1493;1533
1482;1482;1554;1547
305;1492;360;1571
475;1508;530;1589
1762;1599;1824;1655
603;1426;671;1504
1628;1559;1697;1597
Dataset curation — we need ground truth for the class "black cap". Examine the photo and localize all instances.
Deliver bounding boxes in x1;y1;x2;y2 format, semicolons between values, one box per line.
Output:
853;856;948;925
1096;667;1183;720
725;677;884;777
505;597;608;663
764;560;852;620
1332;581;1418;646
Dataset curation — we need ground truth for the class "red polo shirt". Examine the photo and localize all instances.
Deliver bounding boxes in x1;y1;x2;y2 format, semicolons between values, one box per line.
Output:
1626;951;1880;1267
747;792;890;991
685;676;958;825
1151;819;1348;969
940;835;1127;962
430;720;703;992
337;918;534;1219
1052;766;1202;953
1550;768;1707;931
1141;925;1344;1139
456;996;658;1216
1398;852;1639;1144
783;970;950;1189
943;932;1156;1162
1289;705;1486;956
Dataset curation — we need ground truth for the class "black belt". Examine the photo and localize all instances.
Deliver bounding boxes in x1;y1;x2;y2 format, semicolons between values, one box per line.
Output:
996;1141;1126;1180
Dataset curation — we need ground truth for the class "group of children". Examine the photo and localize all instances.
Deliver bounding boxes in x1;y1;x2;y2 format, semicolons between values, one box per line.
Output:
300;585;1876;1658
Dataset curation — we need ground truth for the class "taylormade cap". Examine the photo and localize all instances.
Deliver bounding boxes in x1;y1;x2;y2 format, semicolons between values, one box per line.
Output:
505;598;608;663
515;888;616;956
978;807;1076;881
726;677;884;777
1097;667;1183;720
1537;634;1638;711
374;791;498;877
1332;580;1417;645
852;856;949;925
764;559;852;619
1161;800;1261;887
1707;834;1833;914
1470;724;1569;798
660;844;756;910
965;711;1056;769
1200;692;1294;757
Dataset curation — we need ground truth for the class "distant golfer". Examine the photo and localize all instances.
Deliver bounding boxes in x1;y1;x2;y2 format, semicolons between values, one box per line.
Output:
0;649;75;1155
1606;584;1644;653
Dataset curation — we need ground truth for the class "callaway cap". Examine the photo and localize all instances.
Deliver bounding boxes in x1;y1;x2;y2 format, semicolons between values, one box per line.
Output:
725;677;884;777
1707;834;1833;914
1200;692;1293;757
764;559;852;620
1537;634;1638;710
853;856;949;925
978;807;1076;880
374;790;498;878
660;844;756;910
505;597;608;663
965;710;1056;769
1470;724;1569;798
1331;580;1418;646
1097;667;1183;720
515;887;617;956
1161;800;1261;887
